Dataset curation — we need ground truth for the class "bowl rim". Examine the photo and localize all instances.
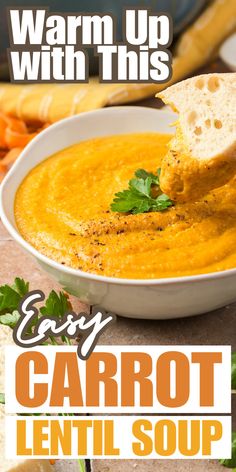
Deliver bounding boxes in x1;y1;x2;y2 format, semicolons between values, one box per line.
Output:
1;105;236;287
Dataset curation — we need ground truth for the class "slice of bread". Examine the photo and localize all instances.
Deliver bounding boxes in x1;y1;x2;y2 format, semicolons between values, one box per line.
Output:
157;73;236;201
159;73;236;160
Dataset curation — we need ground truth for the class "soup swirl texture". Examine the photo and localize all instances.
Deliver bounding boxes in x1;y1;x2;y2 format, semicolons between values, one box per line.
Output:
15;133;236;279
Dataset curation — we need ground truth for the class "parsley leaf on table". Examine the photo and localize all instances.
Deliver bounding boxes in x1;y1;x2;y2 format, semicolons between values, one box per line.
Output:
40;290;71;317
111;168;172;215
0;285;21;313
0;277;29;314
0;278;72;344
0;310;20;328
0;278;30;329
232;352;236;390
12;277;29;297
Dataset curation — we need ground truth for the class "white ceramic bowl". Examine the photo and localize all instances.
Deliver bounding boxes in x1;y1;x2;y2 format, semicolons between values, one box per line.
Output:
1;107;236;320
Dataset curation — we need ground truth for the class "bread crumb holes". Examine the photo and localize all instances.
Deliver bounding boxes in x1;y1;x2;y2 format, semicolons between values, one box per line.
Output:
214;119;222;129
195;78;204;90
188;111;197;125
207;77;220;92
194;126;202;136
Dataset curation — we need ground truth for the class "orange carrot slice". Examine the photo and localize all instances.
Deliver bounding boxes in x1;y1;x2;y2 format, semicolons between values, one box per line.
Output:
0;149;7;159
0;163;7;182
0;117;7;148
0;113;28;148
0;112;51;182
5;128;37;149
0;113;27;134
1;147;23;166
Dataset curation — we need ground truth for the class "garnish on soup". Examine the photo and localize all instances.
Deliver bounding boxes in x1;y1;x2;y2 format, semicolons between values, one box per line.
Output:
110;168;173;215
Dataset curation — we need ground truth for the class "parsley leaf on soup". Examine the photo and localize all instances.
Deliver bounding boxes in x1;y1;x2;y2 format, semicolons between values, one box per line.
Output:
111;168;172;215
135;168;160;184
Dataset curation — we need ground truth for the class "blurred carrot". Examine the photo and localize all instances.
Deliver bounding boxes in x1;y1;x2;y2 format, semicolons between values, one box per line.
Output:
0;163;6;182
5;128;37;149
0;148;22;182
0;113;27;148
0;150;6;159
0;112;50;181
2;114;27;133
1;148;23;166
0;117;7;148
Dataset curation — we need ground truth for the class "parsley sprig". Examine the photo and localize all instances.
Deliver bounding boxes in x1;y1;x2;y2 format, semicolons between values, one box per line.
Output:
111;168;172;215
0;278;72;345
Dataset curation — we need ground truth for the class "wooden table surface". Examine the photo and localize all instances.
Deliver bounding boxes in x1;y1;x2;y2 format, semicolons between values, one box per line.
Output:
0;60;235;472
